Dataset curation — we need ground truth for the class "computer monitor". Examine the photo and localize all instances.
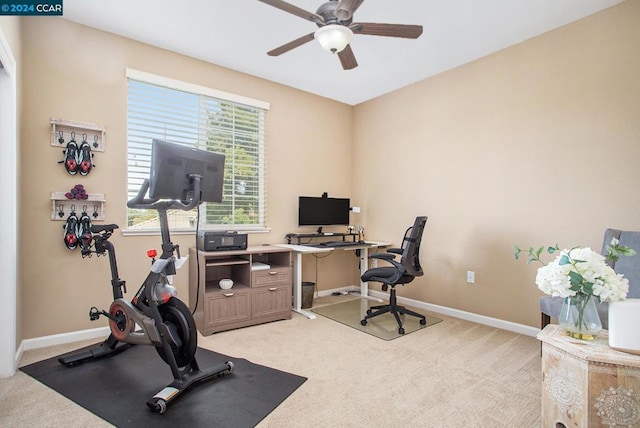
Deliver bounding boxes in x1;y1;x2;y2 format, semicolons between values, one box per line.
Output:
298;196;350;227
149;139;225;203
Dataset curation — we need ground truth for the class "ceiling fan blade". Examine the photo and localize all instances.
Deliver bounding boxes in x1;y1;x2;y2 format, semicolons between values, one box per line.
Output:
267;33;315;56
257;0;324;24
351;22;423;39
335;0;365;21
337;44;358;70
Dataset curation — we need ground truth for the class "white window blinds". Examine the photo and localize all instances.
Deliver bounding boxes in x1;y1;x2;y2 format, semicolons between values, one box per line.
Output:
126;70;268;231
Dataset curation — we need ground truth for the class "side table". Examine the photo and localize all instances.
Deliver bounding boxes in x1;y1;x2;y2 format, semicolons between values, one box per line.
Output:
537;324;640;427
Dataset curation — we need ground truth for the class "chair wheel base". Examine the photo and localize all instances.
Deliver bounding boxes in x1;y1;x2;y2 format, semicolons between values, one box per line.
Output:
360;319;367;326
419;319;426;325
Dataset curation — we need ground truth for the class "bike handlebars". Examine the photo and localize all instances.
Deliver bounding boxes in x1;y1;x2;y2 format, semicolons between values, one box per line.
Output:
126;177;203;212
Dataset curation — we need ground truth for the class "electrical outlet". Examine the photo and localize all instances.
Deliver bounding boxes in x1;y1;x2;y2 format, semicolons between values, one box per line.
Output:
371;259;377;268
466;271;475;284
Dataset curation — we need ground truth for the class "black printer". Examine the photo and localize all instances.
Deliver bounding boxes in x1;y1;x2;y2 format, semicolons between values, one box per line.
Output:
197;231;247;251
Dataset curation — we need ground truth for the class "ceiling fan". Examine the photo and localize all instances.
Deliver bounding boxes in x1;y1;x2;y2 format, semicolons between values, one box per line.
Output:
257;0;423;70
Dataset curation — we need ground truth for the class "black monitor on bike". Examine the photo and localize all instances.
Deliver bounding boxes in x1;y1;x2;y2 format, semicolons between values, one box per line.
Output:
149;139;225;203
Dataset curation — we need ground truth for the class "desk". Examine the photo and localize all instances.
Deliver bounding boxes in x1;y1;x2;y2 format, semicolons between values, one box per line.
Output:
537;324;640;427
274;241;390;319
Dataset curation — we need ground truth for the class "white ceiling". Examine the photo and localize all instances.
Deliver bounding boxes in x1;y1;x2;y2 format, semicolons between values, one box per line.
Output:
63;0;626;105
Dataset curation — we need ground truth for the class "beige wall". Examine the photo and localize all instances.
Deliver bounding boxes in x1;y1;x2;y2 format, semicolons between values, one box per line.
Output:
353;0;640;327
19;17;355;339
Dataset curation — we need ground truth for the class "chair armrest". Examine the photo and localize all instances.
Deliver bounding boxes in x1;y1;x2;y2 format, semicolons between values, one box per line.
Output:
370;253;396;260
387;247;402;255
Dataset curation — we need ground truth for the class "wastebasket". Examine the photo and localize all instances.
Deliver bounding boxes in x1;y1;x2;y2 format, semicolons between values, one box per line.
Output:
301;282;315;309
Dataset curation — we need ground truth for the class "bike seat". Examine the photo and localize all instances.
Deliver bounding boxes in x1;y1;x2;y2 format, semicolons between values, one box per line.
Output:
91;224;119;233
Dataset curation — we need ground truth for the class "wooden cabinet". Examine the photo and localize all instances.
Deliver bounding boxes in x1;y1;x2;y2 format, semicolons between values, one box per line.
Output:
538;325;640;427
189;246;292;335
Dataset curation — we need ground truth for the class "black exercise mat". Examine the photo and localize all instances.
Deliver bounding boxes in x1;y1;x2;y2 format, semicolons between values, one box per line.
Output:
21;344;306;427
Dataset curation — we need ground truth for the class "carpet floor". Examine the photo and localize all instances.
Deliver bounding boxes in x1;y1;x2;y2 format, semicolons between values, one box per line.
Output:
2;297;542;427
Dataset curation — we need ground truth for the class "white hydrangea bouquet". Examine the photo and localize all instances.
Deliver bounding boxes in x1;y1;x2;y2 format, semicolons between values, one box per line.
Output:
515;239;634;302
515;238;635;339
535;248;630;301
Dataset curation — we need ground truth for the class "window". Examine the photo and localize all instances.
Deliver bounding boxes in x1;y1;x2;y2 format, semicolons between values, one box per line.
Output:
126;69;269;232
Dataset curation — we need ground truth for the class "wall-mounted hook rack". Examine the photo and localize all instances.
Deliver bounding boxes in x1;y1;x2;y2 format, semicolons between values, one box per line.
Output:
50;117;106;152
51;191;105;221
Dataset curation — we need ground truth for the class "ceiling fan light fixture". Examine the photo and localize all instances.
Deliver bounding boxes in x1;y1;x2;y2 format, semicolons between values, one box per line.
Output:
315;24;353;53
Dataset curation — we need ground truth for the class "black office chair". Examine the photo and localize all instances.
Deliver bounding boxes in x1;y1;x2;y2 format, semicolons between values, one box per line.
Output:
360;216;428;334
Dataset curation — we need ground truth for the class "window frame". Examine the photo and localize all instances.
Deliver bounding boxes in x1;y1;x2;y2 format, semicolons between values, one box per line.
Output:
124;68;270;235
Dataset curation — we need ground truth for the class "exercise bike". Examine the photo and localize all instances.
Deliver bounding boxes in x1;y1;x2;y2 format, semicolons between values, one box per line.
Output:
58;177;234;414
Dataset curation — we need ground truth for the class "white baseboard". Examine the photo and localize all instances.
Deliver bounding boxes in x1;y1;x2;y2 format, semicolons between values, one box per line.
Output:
366;290;540;337
21;326;110;351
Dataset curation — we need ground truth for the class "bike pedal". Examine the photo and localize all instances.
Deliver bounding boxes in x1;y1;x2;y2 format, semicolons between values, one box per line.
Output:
89;306;101;321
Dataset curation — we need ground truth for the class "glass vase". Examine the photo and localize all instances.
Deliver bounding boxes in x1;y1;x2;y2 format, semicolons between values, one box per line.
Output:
559;294;602;340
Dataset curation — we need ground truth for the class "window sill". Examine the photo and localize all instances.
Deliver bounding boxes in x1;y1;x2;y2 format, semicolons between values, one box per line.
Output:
121;227;271;237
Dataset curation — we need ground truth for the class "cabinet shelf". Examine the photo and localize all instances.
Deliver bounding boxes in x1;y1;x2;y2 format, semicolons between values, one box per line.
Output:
205;280;250;292
205;257;249;267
